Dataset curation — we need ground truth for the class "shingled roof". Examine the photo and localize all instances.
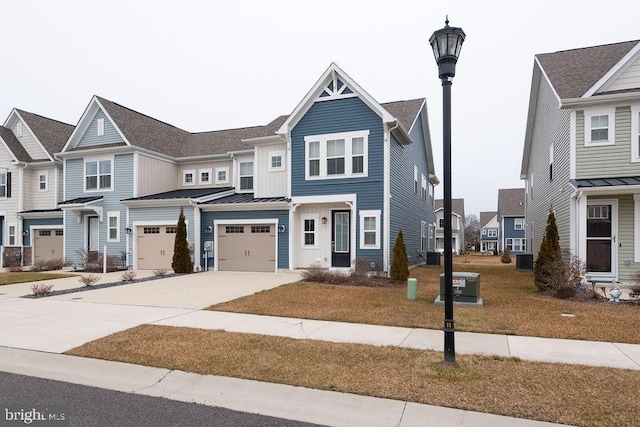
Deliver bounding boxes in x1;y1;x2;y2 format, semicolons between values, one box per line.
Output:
536;40;639;99
0;125;33;162
480;211;497;228
16;109;74;156
497;188;525;217
381;98;424;131
434;198;465;217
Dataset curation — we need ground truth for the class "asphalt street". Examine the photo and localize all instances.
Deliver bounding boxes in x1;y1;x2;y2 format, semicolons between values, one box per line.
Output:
0;371;324;427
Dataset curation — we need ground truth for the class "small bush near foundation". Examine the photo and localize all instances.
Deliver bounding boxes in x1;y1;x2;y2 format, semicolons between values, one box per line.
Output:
501;247;512;263
121;270;137;282
390;230;409;281
31;283;53;296
79;275;100;287
153;269;168;277
32;258;65;272
301;263;349;284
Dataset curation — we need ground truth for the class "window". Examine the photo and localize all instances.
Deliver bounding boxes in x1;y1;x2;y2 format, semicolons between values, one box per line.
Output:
8;223;16;246
438;218;445;228
421;221;428;251
585;108;615;145
487;229;497;238
183;170;195;186
414;166;418;194
359;210;380;249
421;174;427;200
107;211;120;242
304;130;369;179
239;162;253;191
38;173;48;191
268;151;285;172
251;225;271;233
216;167;229;184
506;238;525;252
0;171;7;197
632;106;640;161
85;158;112;191
301;214;318;248
549;144;554;181
199;169;212;185
514;218;524;230
97;118;105;136
225;226;244;233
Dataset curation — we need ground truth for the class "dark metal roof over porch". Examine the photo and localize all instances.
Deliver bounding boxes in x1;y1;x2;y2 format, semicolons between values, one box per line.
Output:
571;176;640;188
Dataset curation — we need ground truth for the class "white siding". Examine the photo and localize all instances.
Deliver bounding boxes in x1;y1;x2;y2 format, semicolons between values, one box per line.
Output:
13;120;49;160
255;143;287;197
177;160;233;188
137;154;178;196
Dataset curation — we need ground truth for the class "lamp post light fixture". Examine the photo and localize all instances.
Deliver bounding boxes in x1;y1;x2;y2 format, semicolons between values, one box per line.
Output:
429;17;465;365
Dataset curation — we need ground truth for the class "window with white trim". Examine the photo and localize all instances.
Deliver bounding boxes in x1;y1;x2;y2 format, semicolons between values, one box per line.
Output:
215;167;229;184
239;161;253;191
632;105;640;161
107;211;120;242
487;229;497;238
97;118;105;136
199;169;212;185
514;218;524;230
438;218;445;228
183;170;195;186
269;151;285;172
421;174;427;200
301;214;318;248
0;171;7;197
421;221;428;251
359;210;380;249
585;108;615;146
15;122;23;138
413;166;418;194
8;223;16;246
506;238;525;252
85;158;112;191
304;130;368;179
38;173;48;191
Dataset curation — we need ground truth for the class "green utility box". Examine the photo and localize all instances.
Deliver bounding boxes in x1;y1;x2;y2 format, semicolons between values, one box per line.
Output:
435;272;483;306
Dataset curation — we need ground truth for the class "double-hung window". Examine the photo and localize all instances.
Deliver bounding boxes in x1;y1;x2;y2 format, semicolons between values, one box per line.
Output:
301;214;318;248
514;218;524;230
359;210;380;249
0;171;6;197
107;211;120;242
38;173;48;191
421;221;428;251
585;108;615;146
487;229;497;238
305;130;369;179
239;161;253;191
85;158;112;191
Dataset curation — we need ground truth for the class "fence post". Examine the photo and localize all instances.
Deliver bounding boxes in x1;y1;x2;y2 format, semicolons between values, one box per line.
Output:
0;245;3;269
103;245;107;274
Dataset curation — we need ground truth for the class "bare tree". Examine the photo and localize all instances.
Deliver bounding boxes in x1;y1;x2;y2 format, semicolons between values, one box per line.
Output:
464;214;480;252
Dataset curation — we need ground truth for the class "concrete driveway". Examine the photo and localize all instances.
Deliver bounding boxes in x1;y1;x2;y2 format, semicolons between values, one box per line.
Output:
0;270;301;353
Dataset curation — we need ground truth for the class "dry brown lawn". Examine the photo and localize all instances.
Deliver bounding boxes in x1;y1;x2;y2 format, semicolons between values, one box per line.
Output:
209;255;640;344
68;325;640;427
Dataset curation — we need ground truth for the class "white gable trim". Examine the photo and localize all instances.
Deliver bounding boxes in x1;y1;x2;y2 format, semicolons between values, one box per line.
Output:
276;63;394;136
583;41;640;98
61;96;132;153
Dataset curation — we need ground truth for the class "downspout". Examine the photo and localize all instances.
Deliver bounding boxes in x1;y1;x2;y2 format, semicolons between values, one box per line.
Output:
14;161;28;265
189;199;201;272
385;120;400;273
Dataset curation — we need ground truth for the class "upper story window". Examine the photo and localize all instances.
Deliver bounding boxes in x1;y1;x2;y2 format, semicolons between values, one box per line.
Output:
304;130;369;180
269;151;285;172
199;169;212;185
15;122;23;138
549;144;554;181
514;218;524;230
0;171;7;198
38;173;48;192
421;174;427;200
585;108;615;146
413;166;418;194
183;170;195;186
487;229;497;238
632;105;640;162
85;158;112;191
216;167;229;184
438;218;445;228
239;161;253;191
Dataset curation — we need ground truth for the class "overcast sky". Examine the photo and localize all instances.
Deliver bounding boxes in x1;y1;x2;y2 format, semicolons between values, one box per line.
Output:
1;0;638;217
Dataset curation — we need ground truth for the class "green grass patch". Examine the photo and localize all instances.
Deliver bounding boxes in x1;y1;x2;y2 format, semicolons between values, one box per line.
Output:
0;272;76;286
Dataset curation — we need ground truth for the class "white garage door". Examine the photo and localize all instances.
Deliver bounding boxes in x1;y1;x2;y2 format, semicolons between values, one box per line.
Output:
33;229;63;263
136;225;176;270
217;224;276;272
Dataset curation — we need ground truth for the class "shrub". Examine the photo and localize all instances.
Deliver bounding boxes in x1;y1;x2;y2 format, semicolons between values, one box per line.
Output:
153;269;168;277
121;270;137;282
631;272;640;298
32;258;65;272
390;230;409;281
501;247;512;263
76;249;103;272
172;207;193;274
31;283;53;296
301;263;349;284
534;209;563;291
79;274;100;287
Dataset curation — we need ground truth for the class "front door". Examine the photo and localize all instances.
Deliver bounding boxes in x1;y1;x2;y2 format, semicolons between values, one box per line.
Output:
88;216;99;252
331;210;350;267
586;202;616;275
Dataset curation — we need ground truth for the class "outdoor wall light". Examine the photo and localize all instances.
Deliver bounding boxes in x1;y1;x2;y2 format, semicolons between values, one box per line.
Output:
321;216;328;225
205;225;213;233
21;230;28;237
125;227;132;235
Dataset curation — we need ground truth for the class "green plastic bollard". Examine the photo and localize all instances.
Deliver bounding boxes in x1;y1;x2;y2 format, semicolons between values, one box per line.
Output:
407;278;418;300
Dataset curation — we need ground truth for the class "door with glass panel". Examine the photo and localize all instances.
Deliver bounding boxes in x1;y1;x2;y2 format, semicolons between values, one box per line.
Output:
586;202;616;276
331;210;350;267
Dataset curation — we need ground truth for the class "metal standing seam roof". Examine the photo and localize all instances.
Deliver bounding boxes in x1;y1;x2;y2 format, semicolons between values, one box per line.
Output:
571;176;640;188
536;40;639;99
199;193;289;205
121;187;234;201
59;196;103;205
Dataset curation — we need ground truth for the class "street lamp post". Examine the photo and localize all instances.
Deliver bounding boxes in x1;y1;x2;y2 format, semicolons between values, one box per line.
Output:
429;18;465;365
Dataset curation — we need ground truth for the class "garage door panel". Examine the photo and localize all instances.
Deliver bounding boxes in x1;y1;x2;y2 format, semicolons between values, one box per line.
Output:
217;224;275;272
33;229;63;263
136;226;175;270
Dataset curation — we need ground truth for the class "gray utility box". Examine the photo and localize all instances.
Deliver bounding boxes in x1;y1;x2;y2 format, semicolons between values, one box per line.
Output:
437;272;482;305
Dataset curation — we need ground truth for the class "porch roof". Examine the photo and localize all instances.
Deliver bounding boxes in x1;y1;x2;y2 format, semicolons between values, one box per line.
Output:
571;176;640;188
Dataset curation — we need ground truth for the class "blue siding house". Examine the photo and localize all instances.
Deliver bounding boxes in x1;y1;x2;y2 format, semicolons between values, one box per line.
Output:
497;188;526;255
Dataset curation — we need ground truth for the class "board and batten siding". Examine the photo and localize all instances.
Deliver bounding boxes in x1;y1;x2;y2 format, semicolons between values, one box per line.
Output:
200;209;289;269
290;96;384;264
137;154;178;196
76;109;125;149
255;143;287;197
525;72;572;254
576;107;633;178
